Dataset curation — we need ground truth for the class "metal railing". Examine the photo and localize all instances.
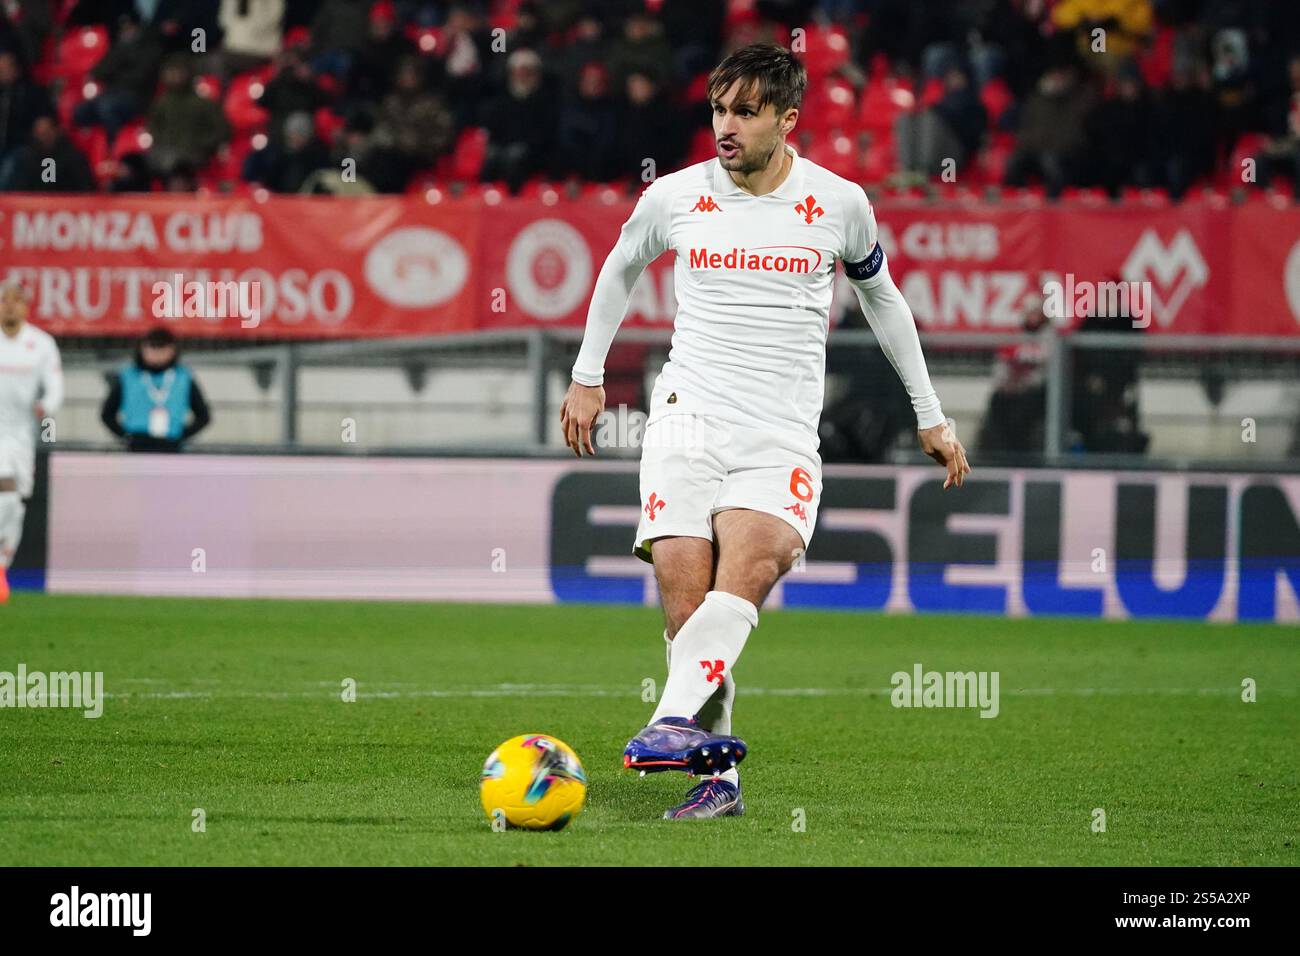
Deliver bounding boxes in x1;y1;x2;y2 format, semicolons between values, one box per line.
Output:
57;327;1300;470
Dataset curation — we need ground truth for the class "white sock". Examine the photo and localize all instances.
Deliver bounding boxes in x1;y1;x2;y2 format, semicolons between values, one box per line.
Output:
664;620;742;788
669;626;737;734
651;590;757;723
696;668;736;735
0;492;24;570
715;767;740;786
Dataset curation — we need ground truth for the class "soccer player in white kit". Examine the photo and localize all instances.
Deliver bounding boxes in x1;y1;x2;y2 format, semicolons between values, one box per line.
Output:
559;44;970;819
0;281;63;603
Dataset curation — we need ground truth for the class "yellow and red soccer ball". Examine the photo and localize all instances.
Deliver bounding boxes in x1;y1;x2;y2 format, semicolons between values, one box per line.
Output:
480;734;587;830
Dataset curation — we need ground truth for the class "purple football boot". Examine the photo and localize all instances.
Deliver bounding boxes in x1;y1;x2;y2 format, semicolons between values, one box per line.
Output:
664;777;744;820
622;716;747;776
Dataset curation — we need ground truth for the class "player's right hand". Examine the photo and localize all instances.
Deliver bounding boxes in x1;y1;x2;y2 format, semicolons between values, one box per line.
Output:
919;418;971;490
560;381;605;457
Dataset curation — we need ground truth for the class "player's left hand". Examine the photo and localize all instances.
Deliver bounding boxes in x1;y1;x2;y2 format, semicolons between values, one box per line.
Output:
32;402;45;420
919;419;970;490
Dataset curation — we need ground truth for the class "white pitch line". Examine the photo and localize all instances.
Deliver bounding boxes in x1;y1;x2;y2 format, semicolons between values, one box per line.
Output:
96;683;1292;701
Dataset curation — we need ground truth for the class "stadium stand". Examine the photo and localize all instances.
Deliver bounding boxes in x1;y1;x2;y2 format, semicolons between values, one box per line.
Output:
1;0;1298;201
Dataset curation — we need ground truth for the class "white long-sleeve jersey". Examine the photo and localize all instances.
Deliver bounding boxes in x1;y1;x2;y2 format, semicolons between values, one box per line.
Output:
0;322;63;443
573;143;944;446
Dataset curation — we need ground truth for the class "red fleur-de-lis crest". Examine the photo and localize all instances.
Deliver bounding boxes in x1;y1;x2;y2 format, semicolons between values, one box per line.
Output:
795;194;824;223
699;659;725;684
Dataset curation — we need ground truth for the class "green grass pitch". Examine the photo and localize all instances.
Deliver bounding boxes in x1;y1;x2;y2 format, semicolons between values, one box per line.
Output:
1;593;1296;866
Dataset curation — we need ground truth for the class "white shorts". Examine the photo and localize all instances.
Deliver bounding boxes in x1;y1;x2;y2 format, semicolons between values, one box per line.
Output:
0;436;35;499
633;414;822;563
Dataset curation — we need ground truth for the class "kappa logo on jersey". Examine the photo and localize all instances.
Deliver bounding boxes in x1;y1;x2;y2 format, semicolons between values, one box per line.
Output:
795;194;824;224
699;659;726;684
644;492;666;521
691;195;723;213
784;502;809;526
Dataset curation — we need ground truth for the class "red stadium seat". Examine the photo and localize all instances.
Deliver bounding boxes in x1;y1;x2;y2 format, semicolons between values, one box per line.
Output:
1004;185;1048;205
1224;132;1269;189
406;169;440;194
931;181;982;202
857;75;914;138
804;132;857;180
224;70;271;136
918;77;944;110
857;134;894;183
684;72;710;104
194;74;222;100
55;82;86;128
208;134;257;184
1120;186;1171;206
977;131;1017;184
473;181;509;205
979;77;1013;128
314;107;345;145
580;181;629;205
1257;185;1294;206
802;77;857;135
515;178;564;204
1140;25;1175;89
112;122;152;160
315;72;342;98
52;26;109;83
29;37;57;85
284;26;311;50
885;184;926;202
53;0;78;26
723;0;761;32
445;126;488;181
686;126;717;164
78;126;110;182
1059;187;1108;205
405;26;444;55
798;24;851;80
1198;184;1235;208
515;177;544;198
488;0;522;33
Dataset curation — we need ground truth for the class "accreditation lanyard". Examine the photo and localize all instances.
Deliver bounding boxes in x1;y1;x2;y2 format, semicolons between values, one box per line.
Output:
141;369;176;438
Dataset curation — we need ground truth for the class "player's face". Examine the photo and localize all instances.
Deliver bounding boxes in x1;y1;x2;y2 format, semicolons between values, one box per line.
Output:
0;286;28;335
711;81;794;173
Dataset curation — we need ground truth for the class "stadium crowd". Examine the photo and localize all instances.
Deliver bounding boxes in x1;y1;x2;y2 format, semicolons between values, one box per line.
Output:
0;0;1298;199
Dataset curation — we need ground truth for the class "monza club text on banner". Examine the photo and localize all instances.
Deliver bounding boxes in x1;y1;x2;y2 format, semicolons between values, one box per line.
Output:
2;193;1300;338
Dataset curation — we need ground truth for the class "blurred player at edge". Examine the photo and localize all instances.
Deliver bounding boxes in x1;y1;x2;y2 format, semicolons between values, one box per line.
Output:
560;43;970;820
0;282;63;603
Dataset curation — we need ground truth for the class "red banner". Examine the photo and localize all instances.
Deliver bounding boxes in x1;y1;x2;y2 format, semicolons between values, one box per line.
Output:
2;193;1298;338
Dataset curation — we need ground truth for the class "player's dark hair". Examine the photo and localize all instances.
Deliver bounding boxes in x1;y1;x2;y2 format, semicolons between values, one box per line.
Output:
707;43;807;117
